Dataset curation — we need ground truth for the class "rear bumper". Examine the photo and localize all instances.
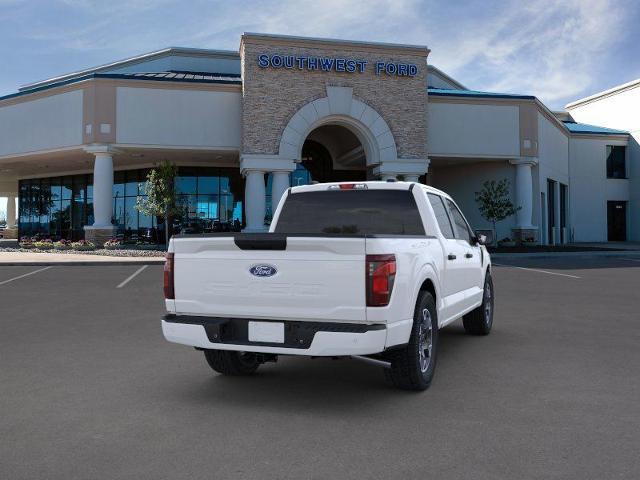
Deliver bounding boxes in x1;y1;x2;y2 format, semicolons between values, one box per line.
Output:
162;315;389;356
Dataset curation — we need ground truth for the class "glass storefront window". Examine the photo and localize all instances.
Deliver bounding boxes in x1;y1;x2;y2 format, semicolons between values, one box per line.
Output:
113;171;125;199
62;177;73;200
198;176;218;195
176;175;197;194
125;171;139;196
18;166;244;241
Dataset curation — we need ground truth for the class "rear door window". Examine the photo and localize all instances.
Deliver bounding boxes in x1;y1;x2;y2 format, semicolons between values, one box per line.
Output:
427;193;455;239
274;189;425;235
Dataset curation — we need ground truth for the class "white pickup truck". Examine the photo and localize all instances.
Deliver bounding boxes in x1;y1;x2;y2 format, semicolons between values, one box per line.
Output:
162;181;493;390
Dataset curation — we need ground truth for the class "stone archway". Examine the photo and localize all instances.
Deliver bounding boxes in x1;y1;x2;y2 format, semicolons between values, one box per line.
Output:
278;86;398;168
240;86;429;231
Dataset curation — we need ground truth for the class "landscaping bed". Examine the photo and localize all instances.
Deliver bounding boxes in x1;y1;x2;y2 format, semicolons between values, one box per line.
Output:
0;247;164;257
3;237;166;256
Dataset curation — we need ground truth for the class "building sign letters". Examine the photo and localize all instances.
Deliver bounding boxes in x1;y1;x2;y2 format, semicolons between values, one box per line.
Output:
257;53;418;77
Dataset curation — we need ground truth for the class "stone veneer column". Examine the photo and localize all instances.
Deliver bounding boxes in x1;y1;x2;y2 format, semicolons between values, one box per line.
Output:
84;145;117;245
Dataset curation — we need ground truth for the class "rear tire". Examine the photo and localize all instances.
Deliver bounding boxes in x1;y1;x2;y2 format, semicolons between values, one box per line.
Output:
384;291;438;391
204;350;260;376
462;272;494;335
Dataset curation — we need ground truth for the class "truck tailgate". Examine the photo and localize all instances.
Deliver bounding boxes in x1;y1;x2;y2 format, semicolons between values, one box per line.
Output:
173;235;367;322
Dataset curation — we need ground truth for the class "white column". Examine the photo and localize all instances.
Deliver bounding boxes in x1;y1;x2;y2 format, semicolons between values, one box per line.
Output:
404;174;420;183
92;152;114;227
511;158;536;229
244;170;266;231
271;171;290;212
6;195;16;228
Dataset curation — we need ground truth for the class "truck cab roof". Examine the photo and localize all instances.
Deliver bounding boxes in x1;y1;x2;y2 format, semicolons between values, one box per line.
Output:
289;181;452;199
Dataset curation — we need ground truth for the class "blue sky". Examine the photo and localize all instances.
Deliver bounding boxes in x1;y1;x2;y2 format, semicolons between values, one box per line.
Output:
1;0;639;108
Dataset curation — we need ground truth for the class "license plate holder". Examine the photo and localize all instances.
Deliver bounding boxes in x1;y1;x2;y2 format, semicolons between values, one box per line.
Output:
248;321;285;343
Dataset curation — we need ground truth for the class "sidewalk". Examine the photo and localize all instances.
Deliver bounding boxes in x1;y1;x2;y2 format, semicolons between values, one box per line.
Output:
0;251;165;266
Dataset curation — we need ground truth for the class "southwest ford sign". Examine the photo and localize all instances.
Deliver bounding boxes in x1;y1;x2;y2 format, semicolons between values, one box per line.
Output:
257;54;418;77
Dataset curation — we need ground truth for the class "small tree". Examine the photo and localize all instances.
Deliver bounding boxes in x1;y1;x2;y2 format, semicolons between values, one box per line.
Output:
474;179;520;245
136;161;181;248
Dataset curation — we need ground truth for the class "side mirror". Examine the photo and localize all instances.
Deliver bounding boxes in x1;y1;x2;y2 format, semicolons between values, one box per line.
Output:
474;232;487;245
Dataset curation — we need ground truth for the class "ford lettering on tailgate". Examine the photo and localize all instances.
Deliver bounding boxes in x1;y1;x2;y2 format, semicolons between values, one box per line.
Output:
249;264;278;277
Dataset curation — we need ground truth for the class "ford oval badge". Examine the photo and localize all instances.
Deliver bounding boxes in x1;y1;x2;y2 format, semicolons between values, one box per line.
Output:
250;264;278;277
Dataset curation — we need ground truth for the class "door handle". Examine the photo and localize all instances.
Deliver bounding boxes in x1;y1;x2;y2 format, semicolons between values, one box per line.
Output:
447;254;457;260
465;253;473;258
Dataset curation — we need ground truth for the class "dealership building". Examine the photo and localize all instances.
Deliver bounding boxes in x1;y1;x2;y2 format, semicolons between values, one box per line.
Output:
0;33;637;244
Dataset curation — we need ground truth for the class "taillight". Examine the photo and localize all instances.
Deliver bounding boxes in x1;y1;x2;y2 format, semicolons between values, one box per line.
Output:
366;254;396;307
164;252;174;299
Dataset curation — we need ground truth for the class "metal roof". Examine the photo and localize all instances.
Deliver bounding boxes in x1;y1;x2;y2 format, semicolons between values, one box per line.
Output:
562;121;628;135
121;71;241;82
428;87;535;100
0;71;241;103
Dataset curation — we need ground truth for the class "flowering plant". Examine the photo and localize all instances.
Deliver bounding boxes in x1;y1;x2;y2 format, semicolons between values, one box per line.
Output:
33;239;54;250
104;238;124;250
19;236;35;249
54;239;73;250
71;240;96;251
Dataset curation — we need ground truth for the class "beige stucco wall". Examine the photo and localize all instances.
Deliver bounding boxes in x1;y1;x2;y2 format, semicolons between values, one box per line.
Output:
240;36;428;160
427;101;520;157
0;90;83;157
116;86;242;148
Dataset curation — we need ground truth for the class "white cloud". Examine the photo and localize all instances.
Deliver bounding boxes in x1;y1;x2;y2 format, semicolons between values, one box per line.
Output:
426;0;631;107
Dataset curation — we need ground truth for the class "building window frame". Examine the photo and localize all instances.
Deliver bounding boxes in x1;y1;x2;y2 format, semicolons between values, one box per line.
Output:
606;145;627;179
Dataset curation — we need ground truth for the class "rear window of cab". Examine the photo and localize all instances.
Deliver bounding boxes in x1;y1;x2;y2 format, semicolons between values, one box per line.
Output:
274;189;425;235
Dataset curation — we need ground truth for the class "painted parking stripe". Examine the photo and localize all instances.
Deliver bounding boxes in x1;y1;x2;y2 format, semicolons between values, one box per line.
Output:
492;263;581;279
0;266;53;286
116;265;148;289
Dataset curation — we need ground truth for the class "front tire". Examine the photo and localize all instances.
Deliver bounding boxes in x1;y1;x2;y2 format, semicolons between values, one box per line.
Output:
462;272;494;335
384;291;438;391
204;350;260;376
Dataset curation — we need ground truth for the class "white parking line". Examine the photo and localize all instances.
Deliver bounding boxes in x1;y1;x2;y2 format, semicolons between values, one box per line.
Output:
492;263;581;279
0;266;53;286
116;265;148;289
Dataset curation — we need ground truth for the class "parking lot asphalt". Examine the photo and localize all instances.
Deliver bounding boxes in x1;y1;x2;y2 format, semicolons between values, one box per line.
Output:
1;256;639;479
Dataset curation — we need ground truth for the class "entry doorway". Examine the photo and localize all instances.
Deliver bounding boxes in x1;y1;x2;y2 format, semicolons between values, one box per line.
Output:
301;124;368;183
540;192;547;244
607;201;627;241
547;179;556;244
